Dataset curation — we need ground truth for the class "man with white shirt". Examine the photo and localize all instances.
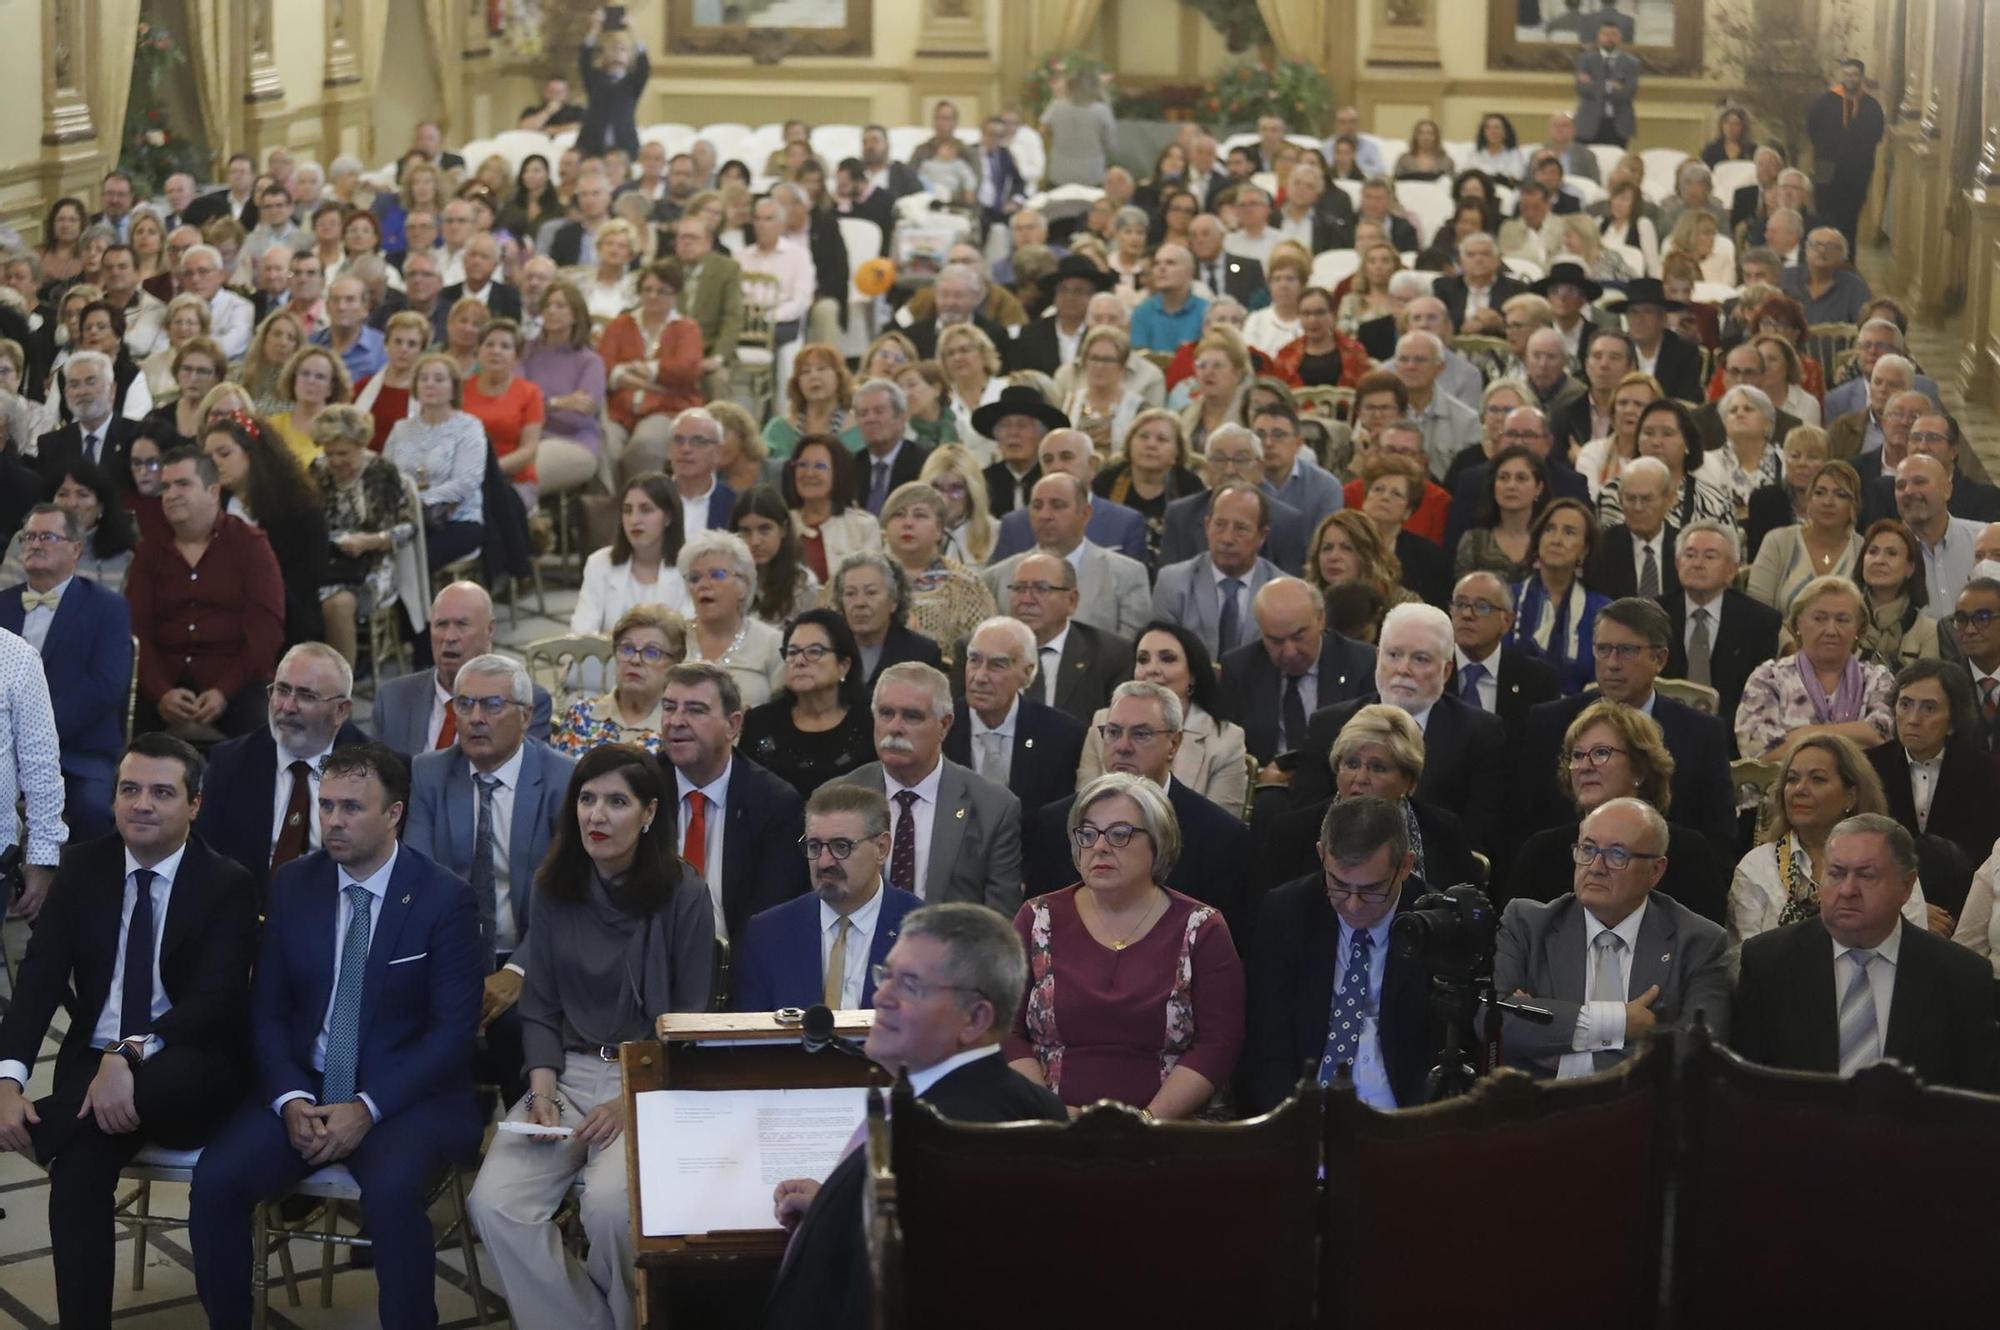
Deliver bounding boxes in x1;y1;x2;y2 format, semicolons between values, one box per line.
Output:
1274;164;1352;254
944;616;1086;819
177;243;254;360
1584;455;1678;599
739;197;817;343
1000;552;1133;726
1896;454;1985;611
984;475;1152;639
1223;185;1281;268
1663;520;1780;722
433;199;477;287
0;734;257;1330
403;654;573;1109
372;582;553;757
1763;206;1805;269
1435;233;1519;336
1496;797;1732;1079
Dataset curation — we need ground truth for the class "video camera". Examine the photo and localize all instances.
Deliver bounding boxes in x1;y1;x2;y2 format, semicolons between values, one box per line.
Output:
1389;883;1497;983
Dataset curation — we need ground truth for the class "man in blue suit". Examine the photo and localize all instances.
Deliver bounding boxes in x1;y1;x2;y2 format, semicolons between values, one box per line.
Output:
987;429;1148;564
373;582;552;757
944;616;1088;823
658;663;810;948
0;505;131;840
733;783;922;1012
403;653;573;1108
191;743;482;1330
194;644;372;898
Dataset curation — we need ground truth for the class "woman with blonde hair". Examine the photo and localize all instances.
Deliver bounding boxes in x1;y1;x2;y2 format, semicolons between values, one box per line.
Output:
355;309;432;450
919;443;998;565
880;480;996;662
762;342;858;458
1179;328;1252;453
139;293;214;401
860;330;920;383
1334;243;1403;332
1063;324;1145;457
440;295;492;379
383;351;488;565
1308;510;1418;624
938;322;1006;461
128;208;169;286
1664;208;1736;287
1747;456;1863;611
377;158;444;255
267;344;354;470
577;217;641;325
236;308;307;413
1736;575;1895;763
1557;211;1634;284
1595;180;1659;277
195;379;261;426
707;399;771;495
140;336;226;453
1094;407;1204;570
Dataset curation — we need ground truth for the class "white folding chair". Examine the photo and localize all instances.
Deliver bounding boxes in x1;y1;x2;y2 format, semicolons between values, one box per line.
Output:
1397;180;1453;248
1504;258;1544;283
1333;179;1362;209
640;123;697;155
811;124;863;167
1310;249;1361;290
698;122;752;165
1711;160;1758;199
1567;176;1608;208
888;126;930;161
1588;143;1627;181
1642;148;1691;189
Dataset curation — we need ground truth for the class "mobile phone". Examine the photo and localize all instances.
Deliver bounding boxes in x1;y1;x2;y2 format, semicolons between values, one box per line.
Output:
1271;749;1301;773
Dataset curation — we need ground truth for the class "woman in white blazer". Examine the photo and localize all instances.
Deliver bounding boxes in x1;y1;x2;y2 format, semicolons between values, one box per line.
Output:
570;472;695;635
1074;622;1250;816
1952;842;2000;976
784;433;883;594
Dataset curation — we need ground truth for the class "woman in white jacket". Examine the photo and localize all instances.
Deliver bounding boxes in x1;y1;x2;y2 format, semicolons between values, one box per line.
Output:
571;470;694;635
783;433;881;589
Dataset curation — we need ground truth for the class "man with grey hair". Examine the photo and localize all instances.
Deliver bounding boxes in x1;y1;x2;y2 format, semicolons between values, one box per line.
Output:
1224;183;1280;267
1129;242;1206;352
851;377;928;515
664;407;734;534
835;661;1023;912
1153;481;1284;657
404;651;574;1107
1394;330;1484;482
1828;352;1917;462
34;350;137;485
945;615;1085;819
1586;454;1680;599
1434;231;1526;336
1400;296;1485;407
1275;162;1353;254
375;581;554;756
1734;813;2000;1088
438;231;522;325
1824;319;1941;423
906;261;1013;369
1159;425;1312;575
1187;212;1264;309
1665;519;1780;720
1728;145;1785;235
311;275;386;382
1783;226;1872;325
175;242;254;358
1761;205;1806;268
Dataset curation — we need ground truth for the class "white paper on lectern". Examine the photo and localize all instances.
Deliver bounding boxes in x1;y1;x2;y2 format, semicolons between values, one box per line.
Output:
635;1087;869;1237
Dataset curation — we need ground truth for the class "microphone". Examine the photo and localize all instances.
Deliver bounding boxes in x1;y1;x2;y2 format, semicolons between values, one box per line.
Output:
802;1004;871;1060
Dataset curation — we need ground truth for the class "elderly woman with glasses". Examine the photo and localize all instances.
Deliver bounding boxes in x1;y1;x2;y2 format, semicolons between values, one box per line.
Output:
679;529;786;708
880;480;996;664
1746;458;1863;613
1736;575;1895;764
1003;772;1244;1119
740;608;877;799
1506;701;1730;923
309;405;415;668
140;293;215;403
552;605;688;756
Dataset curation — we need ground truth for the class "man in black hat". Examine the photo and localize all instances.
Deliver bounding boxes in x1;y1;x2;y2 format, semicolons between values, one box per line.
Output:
1530;261;1606;366
1013;254;1113;376
1606;278;1704;403
971;387;1070;517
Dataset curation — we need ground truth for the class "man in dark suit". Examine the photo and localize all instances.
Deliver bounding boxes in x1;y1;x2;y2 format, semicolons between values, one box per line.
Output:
832;158;897;245
1022;683;1250;927
1432;233;1529;336
1952;577;2000;755
945;617;1088;819
732;783;923;1012
971;114;1028;239
1609;279;1705;403
850;379;935;516
34;352;140;486
1585;461;1681;600
970;385;1065;517
1219;577;1375;767
1865;662;2000;874
0;736;257;1330
657;663;810;945
1732;815;2000;1090
1664;521;1783;729
1244;797;1437;1113
0;506;132;840
1573;19;1641;147
435;243;523;331
1518;599;1738;850
1697;342;1803;454
1495;798;1733;1078
193;644;372;900
374;582;553;756
190;743;484;1330
1188;216;1268;306
1290;605;1508;856
766;903;1066;1330
1451;571;1564;749
402;653;573;1108
1010;254;1110;376
998;555;1133;726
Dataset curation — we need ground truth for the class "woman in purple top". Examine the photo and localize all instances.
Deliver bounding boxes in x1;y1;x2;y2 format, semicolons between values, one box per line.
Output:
1004;773;1244;1119
519;280;607;496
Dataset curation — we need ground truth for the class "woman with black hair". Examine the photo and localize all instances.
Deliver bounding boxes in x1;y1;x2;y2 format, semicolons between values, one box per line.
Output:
1455;443;1550;583
1598;397;1734;532
201;413;328;645
469;742;713;1330
1465;117;1527;185
73;300;153;422
731;484;818;626
0;459;134;586
739;607;876;799
1074;620;1250;813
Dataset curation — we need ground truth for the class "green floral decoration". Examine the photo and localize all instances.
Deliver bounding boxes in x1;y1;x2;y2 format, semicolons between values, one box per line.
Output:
1204;60;1335;134
120;22;205;194
1184;0;1271;52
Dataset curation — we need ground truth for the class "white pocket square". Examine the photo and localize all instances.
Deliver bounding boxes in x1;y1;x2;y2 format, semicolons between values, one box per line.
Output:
387;952;428;966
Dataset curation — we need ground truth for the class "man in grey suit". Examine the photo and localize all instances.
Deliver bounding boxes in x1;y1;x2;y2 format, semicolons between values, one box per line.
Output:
1254;399;1341;537
1159;425;1311;574
1543;112;1601;183
402;653;573;1107
1573;19;1640;148
1494;798;1732;1080
1002;553;1133;726
1151;484;1282;659
834;662;1023;915
984;475;1152;641
374;582;552;757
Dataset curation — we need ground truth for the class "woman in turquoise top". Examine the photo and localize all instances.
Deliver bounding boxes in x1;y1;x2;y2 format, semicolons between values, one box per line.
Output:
760;342;861;458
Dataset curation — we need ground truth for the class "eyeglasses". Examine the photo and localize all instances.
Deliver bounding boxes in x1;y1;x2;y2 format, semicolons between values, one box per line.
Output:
1567;744;1629;767
268;681;348;707
670;433;719;449
1072;821;1150;850
19;530;77;545
1907;431;1951;446
869;963;979;1004
451;694;523;716
689;567;738;584
781;643;834;663
1322;866;1398;902
800;835;861;860
1571;841;1663;870
616;641;672;664
1953;609;1998;630
1450;597;1502;618
1007;581;1066;598
1097;723;1170;745
1592;641;1657;662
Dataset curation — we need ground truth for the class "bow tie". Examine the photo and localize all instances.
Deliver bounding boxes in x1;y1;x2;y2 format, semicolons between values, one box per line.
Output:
20;590;59;611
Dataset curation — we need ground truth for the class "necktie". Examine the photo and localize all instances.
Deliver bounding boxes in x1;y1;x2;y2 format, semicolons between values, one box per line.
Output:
1590;931;1628;1072
823;916;853;1009
1217;577;1243;654
1687;607;1713;687
119;869;158;1042
1040;645;1060;707
436;702;458;750
888;790;920;895
1282;674;1307;753
1317;929;1374;1085
682;791;708;877
1837;950;1878;1076
1458;661;1487;707
976;730;1010;785
20;589;58;611
1980;677;1998;727
321;883;373;1104
868;460;890;514
272;760;315;868
1639;543;1661;598
82;431;100;466
472;773;499;924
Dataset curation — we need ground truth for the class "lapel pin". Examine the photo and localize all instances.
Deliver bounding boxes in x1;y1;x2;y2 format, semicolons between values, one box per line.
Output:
955;808;967;820
402;895;412;904
1660;952;1670;962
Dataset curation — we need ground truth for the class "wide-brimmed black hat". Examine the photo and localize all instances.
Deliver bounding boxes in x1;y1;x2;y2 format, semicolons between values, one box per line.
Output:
1530;261;1603;302
1602;276;1685;312
971;385;1070;437
1047;252;1115;292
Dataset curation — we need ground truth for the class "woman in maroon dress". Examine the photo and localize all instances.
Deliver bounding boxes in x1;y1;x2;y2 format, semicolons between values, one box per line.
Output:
1004;773;1245;1119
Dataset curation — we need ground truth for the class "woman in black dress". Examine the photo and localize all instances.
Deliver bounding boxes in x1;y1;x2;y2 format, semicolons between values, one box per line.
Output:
739;608;875;798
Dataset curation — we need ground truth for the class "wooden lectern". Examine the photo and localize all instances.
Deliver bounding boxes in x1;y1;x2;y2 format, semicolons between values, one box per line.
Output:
621;1011;887;1328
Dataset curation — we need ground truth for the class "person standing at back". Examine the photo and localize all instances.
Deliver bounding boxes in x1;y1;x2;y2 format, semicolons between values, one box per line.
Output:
1573;19;1641;148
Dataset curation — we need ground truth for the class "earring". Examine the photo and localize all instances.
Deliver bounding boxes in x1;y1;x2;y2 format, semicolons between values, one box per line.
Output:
642;820;653;833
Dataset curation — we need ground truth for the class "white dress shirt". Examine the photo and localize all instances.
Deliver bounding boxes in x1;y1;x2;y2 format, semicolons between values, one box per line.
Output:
1629;528;1668;591
0;627;67;868
1832;919;1902;1068
19;575;70;653
1333;914;1398;1110
907;1042;1001;1096
1037;624;1071;708
1461;280;1496;318
270;739;338;861
969;695;1019;785
1904;750;1942;832
473;744;527;956
1454;644;1501;714
679;476;720;535
820;882;885;1009
676;758;733;938
275;844;397;1121
1558;899;1648;1080
1915;517;1985;612
884;759;945;898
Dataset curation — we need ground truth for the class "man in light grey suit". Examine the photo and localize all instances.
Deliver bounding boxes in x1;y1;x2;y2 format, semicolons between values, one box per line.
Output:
1573;19;1640;148
374;582;552;757
1543;112;1601;183
402;653;574;1106
1253;399;1341;536
984;475;1151;641
834;662;1023;915
1494;798;1732;1080
1151;484;1282;659
988;429;1148;564
1158;425;1311;574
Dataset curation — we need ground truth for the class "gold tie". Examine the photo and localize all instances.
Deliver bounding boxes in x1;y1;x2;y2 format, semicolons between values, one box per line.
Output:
823;916;853;1010
20;590;58;611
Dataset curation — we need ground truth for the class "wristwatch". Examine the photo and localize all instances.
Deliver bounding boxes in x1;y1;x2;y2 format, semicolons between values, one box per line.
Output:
112;1041;144;1071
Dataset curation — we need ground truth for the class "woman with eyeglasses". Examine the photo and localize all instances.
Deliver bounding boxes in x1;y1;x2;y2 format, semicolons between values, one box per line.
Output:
121;428;170;543
553;605;688;756
918;444;998;567
0;459;134;588
679;529;786;709
139;293;214;404
783;433;881;585
1746;459;1863;613
739;608;875;799
1003;772;1244;1119
1736;575;1895;764
571;471;693;636
1507;702;1729;922
140;336;227;455
468;742;713;1330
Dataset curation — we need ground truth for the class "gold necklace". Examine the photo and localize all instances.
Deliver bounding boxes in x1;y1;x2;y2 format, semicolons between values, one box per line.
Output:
1092;888;1166;951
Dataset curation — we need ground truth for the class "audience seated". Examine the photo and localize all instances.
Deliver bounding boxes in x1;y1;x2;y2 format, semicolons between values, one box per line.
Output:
551;603;684;757
944;615;1086;822
1662;519;1782;724
1866;660;1998;876
1735;574;1895;762
1151;481;1284;659
741;607;877;798
989;426;1147;563
1159;424;1311;573
377;582;553;756
1220;575;1375;766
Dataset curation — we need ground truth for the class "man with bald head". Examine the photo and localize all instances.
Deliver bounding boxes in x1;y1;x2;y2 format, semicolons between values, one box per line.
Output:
988;428;1147;562
1451;570;1563;746
1522;326;1587;419
984;475;1151;639
373;582;553;757
1129;243;1206;352
1446;405;1591;553
1897;453;1988;610
1217;576;1375;766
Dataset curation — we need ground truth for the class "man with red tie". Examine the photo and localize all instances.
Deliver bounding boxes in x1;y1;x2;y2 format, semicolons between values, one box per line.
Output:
371;581;553;757
657;662;809;945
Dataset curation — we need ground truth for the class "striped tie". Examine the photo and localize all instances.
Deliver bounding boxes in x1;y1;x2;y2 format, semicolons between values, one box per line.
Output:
1837;949;1878;1077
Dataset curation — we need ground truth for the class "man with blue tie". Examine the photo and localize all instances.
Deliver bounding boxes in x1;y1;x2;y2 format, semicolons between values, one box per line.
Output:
191;743;483;1330
404;653;574;1109
0;504;132;840
733;784;922;1011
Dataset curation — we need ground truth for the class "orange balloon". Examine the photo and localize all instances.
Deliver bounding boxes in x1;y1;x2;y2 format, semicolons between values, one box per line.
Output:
855;257;897;297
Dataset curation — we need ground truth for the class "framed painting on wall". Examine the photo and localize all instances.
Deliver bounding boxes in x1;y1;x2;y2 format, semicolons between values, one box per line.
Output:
668;0;875;58
1485;0;1705;77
